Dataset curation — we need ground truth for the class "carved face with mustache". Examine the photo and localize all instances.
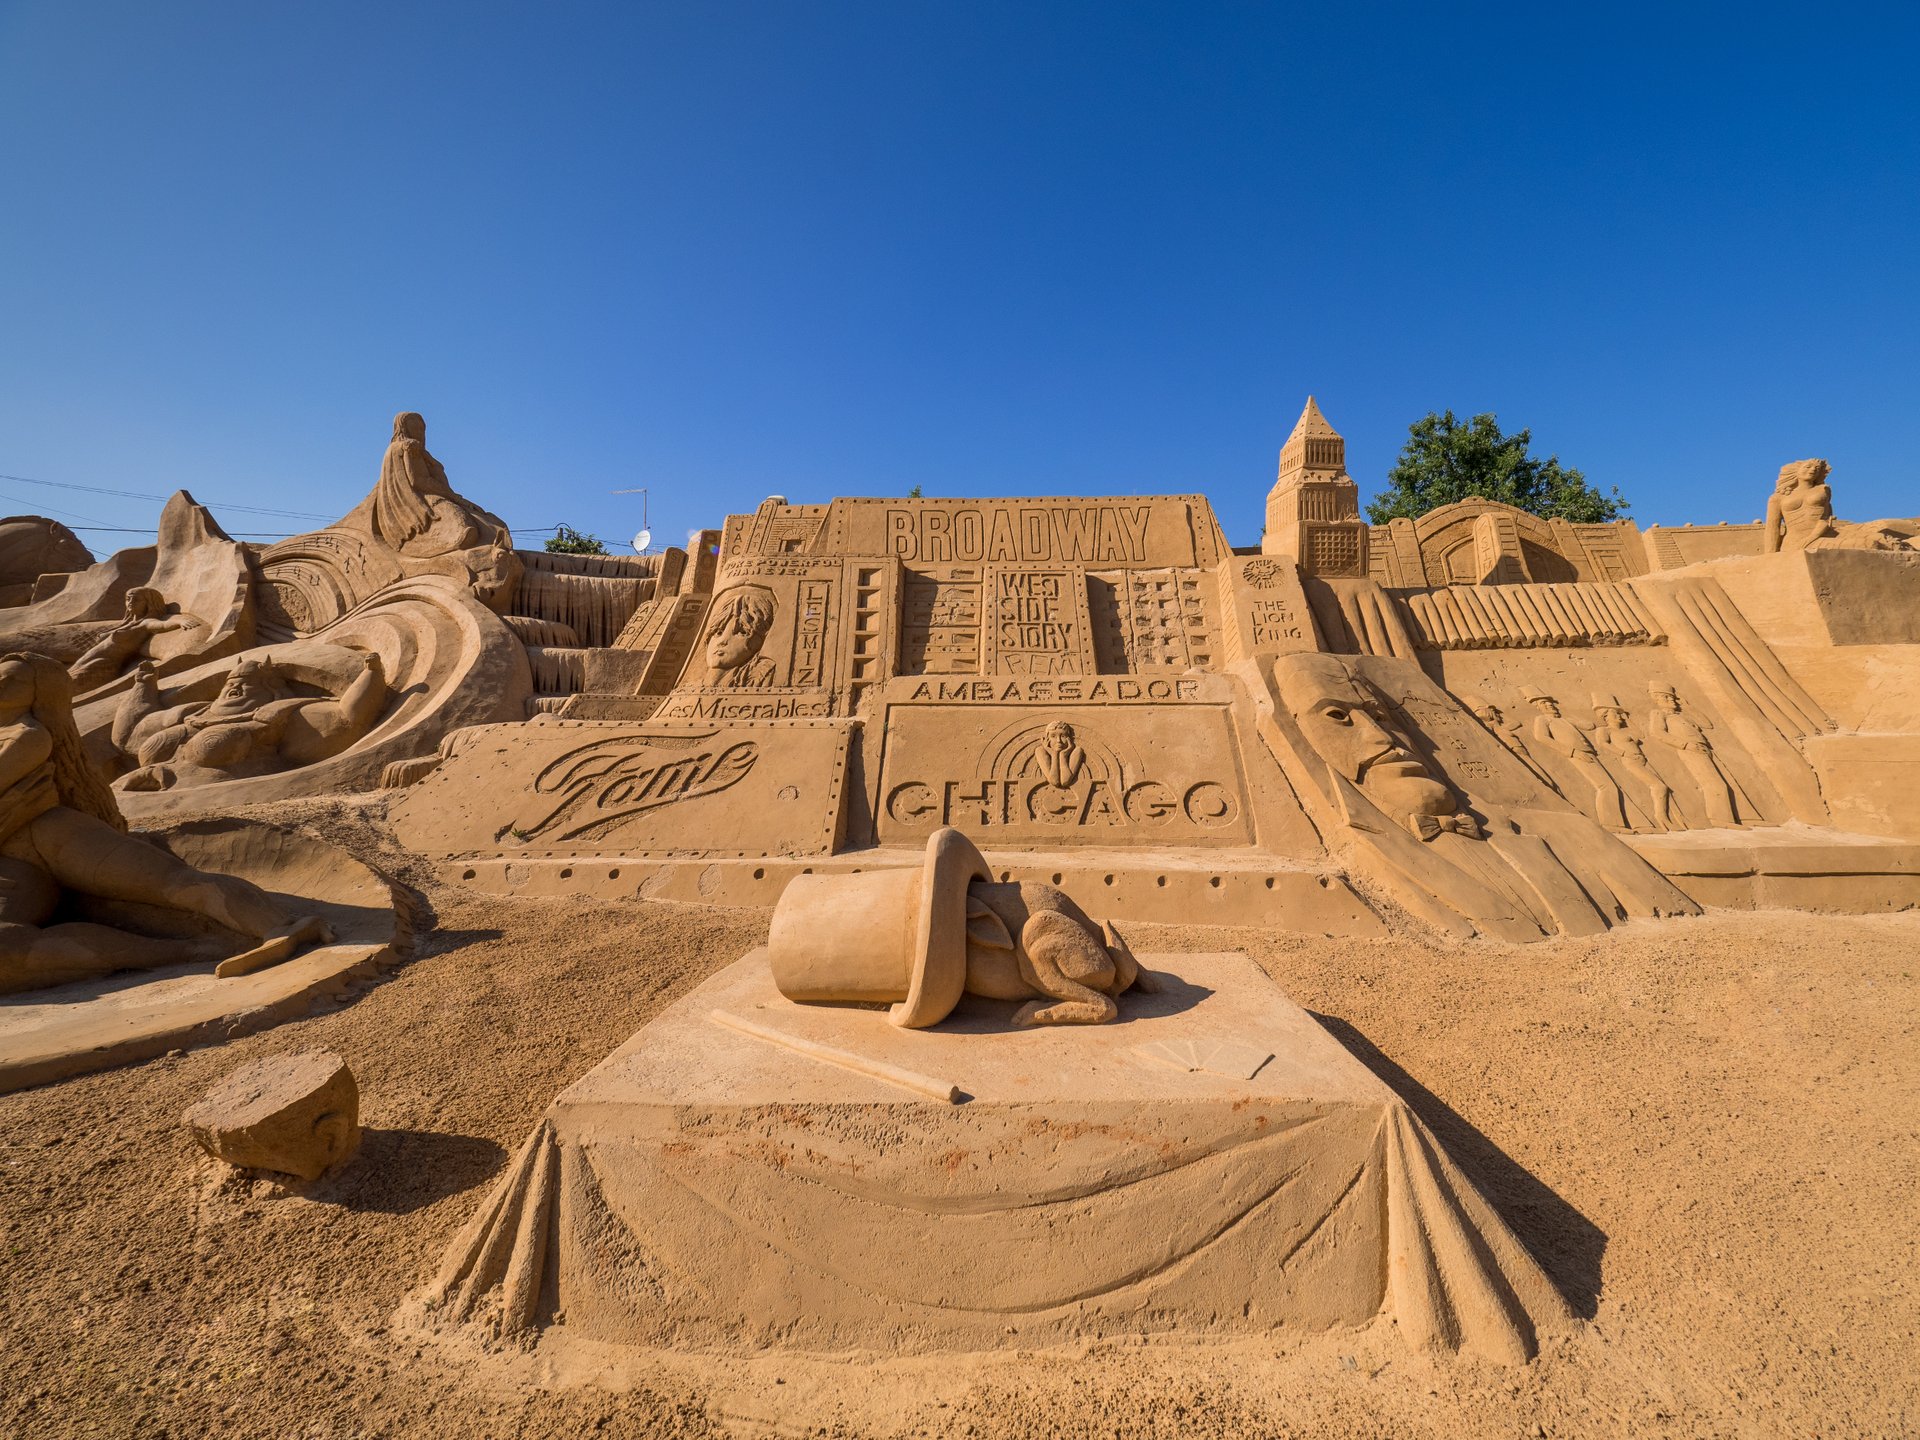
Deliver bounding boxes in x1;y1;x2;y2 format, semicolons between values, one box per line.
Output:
1272;653;1468;837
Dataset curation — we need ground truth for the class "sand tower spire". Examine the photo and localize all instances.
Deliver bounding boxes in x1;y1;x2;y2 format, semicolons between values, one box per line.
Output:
1264;396;1370;577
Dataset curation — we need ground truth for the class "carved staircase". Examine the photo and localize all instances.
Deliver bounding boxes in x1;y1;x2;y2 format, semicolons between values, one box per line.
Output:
502;551;659;716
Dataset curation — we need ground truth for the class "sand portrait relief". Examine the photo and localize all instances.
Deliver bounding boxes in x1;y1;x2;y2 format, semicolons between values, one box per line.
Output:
1;398;1916;1438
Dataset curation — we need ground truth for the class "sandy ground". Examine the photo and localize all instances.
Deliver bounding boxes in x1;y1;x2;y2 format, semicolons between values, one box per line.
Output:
2;795;1916;1438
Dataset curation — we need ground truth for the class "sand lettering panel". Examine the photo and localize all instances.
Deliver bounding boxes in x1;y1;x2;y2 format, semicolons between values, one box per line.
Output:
874;675;1253;847
392;719;853;858
824;497;1223;569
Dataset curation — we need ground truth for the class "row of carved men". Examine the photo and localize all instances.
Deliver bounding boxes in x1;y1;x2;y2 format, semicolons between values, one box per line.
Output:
1467;685;1741;832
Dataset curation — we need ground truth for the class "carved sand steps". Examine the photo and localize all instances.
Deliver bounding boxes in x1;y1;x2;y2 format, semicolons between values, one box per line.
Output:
504;551;663;716
506;551;659;649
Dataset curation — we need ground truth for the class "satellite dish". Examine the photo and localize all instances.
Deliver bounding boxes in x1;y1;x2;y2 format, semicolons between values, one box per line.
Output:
632;528;652;553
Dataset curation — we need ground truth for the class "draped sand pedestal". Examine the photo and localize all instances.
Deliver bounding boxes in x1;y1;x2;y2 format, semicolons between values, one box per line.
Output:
411;951;1571;1365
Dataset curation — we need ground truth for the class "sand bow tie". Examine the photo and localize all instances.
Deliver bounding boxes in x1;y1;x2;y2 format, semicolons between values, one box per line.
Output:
1411;812;1481;842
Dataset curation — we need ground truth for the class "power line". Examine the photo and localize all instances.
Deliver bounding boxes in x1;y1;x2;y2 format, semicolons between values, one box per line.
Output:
0;471;336;522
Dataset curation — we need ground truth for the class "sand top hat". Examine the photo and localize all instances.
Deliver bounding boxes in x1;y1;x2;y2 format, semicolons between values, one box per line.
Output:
1519;684;1554;703
1593;692;1625;711
768;827;991;1029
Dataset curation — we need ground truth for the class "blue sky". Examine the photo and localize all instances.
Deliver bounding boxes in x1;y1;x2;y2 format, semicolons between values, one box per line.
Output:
1;2;1914;558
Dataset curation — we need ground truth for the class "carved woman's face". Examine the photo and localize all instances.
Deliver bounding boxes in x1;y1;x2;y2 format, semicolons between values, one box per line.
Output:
703;590;774;671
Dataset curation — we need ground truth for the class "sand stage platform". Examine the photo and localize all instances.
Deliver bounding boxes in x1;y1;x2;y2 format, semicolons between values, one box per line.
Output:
411;950;1571;1366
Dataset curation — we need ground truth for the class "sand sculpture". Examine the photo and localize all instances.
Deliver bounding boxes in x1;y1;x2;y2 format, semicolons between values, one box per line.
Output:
769;827;1151;1027
0;654;333;994
111;649;389;792
0;516;93;608
414;948;1573;1364
385;396;1920;932
1763;458;1917;554
185;1050;361;1181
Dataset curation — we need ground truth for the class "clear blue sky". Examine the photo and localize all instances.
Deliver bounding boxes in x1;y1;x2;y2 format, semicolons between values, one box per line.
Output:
2;2;1914;558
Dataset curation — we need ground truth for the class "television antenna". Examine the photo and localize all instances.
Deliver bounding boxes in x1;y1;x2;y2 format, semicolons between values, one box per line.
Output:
611;487;651;552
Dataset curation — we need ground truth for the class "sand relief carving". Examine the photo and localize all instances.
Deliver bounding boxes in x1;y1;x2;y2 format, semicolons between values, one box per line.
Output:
1465;696;1561;793
1763;459;1917;555
699;585;778;689
771;827;1153;1027
1521;686;1628;830
110;649;389;792
501;730;760;843
1253;652;1697;939
66;586;203;695
1287;665;1480;842
1592;694;1675;830
881;707;1244;839
1644;682;1739;827
0;654;331;993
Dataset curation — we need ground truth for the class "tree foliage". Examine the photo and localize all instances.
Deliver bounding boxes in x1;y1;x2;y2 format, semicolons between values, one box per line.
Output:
1365;411;1627;524
544;524;608;555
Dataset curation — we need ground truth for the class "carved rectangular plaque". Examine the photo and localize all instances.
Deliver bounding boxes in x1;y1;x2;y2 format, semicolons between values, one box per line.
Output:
391;719;854;858
874;693;1254;847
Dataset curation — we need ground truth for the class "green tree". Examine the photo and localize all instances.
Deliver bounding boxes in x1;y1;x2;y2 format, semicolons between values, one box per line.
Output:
544;524;608;555
1366;411;1627;524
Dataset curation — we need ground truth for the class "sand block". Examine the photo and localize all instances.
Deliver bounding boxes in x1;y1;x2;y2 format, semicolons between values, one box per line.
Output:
415;951;1572;1364
185;1050;360;1180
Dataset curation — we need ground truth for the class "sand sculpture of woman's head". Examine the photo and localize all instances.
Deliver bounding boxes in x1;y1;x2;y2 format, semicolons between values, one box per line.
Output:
122;586;167;622
703;586;776;673
391;411;428;446
1775;458;1832;498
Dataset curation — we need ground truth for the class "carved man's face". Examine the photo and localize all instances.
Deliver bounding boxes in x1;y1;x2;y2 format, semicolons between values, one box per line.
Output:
1652;690;1680;713
1529;695;1561;718
217;665;273;708
1595;706;1628;729
1273;654;1455;820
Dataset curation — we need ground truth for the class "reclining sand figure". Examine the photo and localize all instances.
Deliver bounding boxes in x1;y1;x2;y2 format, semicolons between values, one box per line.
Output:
1763;459;1917;554
111;650;389;793
65;586;203;695
0;653;331;993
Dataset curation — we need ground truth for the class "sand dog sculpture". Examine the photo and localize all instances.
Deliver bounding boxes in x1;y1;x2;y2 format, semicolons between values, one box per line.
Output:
66;586;202;694
110;649;389;792
0;654;332;993
770;827;1152;1027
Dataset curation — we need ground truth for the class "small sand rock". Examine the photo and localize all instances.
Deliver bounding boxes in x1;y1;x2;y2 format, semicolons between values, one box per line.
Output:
183;1050;360;1181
